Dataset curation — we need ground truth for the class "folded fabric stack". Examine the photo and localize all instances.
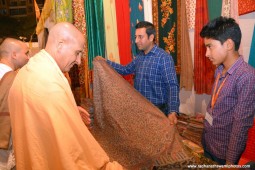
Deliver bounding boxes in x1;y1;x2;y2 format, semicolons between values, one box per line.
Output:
177;114;204;147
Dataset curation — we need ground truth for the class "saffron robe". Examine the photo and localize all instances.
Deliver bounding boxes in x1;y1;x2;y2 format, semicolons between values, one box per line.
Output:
8;50;123;170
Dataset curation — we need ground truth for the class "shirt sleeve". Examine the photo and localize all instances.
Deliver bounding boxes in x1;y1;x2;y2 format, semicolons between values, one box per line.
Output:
226;73;255;164
107;60;136;75
161;55;180;114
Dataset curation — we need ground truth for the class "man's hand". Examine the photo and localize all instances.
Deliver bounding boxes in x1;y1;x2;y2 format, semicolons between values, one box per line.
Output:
77;106;91;128
94;56;106;61
168;112;178;125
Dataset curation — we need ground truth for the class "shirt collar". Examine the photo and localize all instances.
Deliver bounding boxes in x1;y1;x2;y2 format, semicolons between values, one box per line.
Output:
139;44;158;56
218;56;244;75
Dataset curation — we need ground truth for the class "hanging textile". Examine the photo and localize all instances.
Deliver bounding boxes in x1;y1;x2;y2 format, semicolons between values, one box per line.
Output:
72;0;92;99
92;59;194;169
152;0;180;74
194;0;215;94
53;0;72;23
36;0;53;35
207;0;222;21
185;0;196;30
85;0;105;69
248;25;255;68
180;0;193;91
143;0;153;23
103;0;120;63
115;0;133;84
238;0;255;15
221;0;243;55
130;0;144;57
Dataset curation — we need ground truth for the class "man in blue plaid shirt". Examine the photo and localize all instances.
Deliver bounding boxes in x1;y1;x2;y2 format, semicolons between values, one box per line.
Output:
105;21;180;125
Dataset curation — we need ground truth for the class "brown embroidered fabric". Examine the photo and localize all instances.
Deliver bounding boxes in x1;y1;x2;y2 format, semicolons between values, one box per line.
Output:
91;59;193;169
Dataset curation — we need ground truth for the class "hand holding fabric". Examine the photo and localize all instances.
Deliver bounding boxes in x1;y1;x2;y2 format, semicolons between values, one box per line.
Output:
168;112;178;125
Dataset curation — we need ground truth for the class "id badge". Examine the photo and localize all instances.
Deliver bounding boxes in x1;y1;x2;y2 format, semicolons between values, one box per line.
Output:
205;112;213;126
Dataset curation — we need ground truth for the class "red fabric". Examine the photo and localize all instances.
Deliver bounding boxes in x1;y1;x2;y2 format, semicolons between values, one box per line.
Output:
238;0;255;15
194;0;215;94
115;0;133;84
239;119;255;165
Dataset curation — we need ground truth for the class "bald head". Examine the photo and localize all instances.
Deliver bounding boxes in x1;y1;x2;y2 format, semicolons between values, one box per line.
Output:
45;22;85;73
0;38;30;70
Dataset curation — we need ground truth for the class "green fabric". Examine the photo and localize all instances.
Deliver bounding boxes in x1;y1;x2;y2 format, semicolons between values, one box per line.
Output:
130;0;144;57
85;0;105;69
158;0;177;65
207;0;222;21
54;0;73;23
248;25;255;68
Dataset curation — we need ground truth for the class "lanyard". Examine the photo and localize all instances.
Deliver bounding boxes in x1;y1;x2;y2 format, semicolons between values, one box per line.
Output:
211;73;228;109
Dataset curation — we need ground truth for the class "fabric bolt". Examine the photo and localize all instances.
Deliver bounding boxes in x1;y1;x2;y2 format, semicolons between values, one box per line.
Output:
158;0;177;63
0;71;16;170
53;0;72;23
238;119;255;165
203;57;255;164
221;0;243;55
85;0;105;69
72;0;92;99
143;0;153;23
115;0;133;84
92;59;192;169
180;0;193;91
238;0;255;15
107;45;179;114
194;0;215;94
8;50;123;170
130;0;144;57
207;0;222;21
185;0;196;29
103;0;120;63
248;25;255;68
35;0;53;35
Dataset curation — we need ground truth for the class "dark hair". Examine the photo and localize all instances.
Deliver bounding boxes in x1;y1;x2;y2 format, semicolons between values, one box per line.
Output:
200;16;241;51
135;21;156;40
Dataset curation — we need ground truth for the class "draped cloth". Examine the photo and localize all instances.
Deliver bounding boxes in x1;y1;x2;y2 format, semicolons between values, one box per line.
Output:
248;25;255;68
207;0;222;21
180;0;193;91
238;0;255;15
185;0;196;30
130;0;144;57
72;0;92;99
9;50;123;170
92;59;193;169
103;0;120;63
85;0;105;69
143;0;153;23
115;0;133;84
221;0;243;55
194;0;215;94
53;0;72;23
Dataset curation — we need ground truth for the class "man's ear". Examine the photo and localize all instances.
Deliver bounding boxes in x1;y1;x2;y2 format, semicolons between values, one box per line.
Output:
149;34;154;42
11;51;17;60
225;39;235;50
57;41;64;51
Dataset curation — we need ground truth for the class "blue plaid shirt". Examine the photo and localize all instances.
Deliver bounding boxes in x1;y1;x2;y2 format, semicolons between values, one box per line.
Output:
107;45;180;114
